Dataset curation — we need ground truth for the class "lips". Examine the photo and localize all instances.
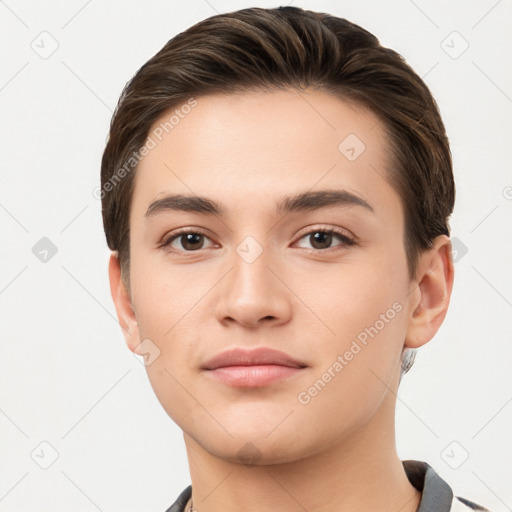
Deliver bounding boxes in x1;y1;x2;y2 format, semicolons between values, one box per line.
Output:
201;347;308;387
201;347;307;370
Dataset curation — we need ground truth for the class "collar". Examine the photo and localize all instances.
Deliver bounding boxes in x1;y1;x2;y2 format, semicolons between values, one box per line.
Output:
165;460;455;512
402;460;453;512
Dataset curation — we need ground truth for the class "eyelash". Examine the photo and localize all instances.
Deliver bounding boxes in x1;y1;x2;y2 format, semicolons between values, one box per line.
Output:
159;226;357;254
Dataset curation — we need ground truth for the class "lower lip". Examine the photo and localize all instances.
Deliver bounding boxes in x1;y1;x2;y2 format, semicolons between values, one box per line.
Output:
205;365;305;387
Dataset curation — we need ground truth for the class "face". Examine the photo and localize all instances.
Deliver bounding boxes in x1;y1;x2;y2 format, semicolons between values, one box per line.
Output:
122;89;418;463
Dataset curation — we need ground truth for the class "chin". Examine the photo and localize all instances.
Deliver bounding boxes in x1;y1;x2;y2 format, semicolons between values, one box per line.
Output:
201;434;317;466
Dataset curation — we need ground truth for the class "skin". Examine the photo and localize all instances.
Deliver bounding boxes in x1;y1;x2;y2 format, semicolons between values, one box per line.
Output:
109;89;454;512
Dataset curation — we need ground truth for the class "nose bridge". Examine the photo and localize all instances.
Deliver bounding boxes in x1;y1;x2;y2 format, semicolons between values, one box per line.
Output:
214;230;291;326
230;232;277;300
234;234;273;289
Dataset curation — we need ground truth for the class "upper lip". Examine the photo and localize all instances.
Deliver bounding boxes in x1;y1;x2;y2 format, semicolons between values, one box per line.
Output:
201;347;307;370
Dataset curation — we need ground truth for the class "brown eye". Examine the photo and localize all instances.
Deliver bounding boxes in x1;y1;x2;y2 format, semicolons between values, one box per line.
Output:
177;232;205;251
309;231;334;250
161;230;213;252
295;228;355;251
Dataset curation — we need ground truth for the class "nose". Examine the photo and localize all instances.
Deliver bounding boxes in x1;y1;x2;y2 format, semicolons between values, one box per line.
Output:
214;240;292;329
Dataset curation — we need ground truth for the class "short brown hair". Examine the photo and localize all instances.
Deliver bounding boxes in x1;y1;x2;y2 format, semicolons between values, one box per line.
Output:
101;5;454;294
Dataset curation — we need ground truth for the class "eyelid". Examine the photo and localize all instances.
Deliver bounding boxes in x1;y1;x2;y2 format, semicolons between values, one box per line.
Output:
293;224;356;243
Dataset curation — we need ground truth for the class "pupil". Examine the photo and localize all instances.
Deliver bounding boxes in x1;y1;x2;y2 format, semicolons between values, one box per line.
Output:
312;231;332;249
183;233;202;250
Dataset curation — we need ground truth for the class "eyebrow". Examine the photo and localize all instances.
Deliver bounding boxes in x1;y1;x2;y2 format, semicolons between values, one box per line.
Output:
144;189;375;218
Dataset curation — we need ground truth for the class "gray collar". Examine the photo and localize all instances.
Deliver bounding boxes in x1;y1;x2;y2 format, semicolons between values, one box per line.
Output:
165;460;453;512
403;460;453;512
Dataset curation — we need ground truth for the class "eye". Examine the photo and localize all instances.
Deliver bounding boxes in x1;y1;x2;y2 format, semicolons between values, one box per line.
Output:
160;229;214;252
159;226;356;254
294;227;356;252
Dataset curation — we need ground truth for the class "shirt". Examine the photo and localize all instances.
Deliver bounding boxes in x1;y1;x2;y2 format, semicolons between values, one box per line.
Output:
164;460;491;512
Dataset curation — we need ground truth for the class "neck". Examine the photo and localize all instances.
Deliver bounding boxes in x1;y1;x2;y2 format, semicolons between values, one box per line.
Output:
182;388;421;512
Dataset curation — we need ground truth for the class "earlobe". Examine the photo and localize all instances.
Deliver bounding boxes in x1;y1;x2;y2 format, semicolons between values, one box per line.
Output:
108;252;140;352
404;236;454;349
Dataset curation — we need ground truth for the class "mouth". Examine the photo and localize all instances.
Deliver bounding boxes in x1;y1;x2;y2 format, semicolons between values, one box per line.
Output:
201;347;308;388
206;364;306;387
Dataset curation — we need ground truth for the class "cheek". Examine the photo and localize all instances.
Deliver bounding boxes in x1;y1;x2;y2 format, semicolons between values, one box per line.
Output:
131;274;204;430
300;256;407;344
294;290;406;440
130;253;206;335
295;254;408;407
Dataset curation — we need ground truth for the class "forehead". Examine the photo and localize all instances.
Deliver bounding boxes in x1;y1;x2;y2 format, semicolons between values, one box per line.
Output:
131;89;401;226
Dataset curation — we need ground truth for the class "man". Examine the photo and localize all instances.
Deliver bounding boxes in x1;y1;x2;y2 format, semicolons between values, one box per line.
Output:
100;6;490;512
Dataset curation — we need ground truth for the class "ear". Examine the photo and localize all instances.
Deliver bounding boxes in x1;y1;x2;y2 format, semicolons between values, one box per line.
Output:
108;252;140;352
404;235;454;349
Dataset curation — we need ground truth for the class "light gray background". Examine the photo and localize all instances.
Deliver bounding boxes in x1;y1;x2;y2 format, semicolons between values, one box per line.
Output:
1;1;511;511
